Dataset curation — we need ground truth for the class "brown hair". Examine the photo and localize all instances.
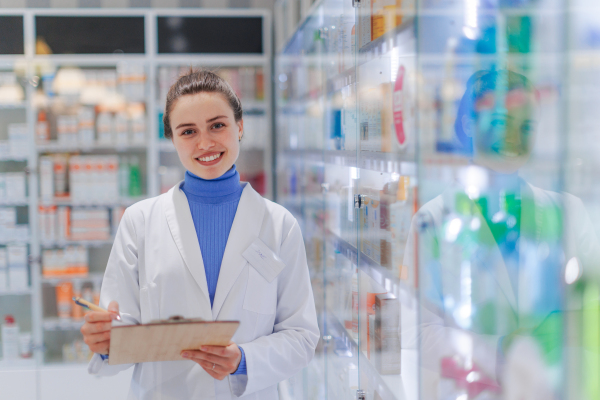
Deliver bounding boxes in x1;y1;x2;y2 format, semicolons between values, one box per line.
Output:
163;69;243;139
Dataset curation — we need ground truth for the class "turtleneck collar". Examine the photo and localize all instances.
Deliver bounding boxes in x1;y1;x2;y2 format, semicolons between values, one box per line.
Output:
181;165;243;203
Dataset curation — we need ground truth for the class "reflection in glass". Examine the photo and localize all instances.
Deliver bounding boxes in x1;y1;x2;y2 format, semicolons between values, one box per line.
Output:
413;67;600;399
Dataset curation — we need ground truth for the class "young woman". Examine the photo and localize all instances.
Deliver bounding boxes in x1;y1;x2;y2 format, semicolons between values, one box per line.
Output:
81;70;320;400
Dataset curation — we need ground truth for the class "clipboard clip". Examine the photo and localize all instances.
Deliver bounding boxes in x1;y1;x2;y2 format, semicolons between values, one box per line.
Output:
148;316;205;324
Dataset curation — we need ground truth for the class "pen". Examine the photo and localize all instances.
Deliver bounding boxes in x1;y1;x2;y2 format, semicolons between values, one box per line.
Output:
72;297;122;321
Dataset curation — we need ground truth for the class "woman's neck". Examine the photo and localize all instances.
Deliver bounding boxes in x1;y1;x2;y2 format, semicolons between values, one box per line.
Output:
182;165;241;198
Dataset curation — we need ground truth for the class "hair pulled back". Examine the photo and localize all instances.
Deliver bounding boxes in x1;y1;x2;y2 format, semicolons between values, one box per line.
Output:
163;69;243;139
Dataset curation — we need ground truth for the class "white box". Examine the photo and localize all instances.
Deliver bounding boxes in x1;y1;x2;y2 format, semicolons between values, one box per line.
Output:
8;123;28;159
39;157;54;204
0;174;5;200
57;206;70;241
0;207;17;227
8;266;28;290
7;244;27;266
0;248;7;290
14;225;29;241
5;173;26;201
7;243;28;289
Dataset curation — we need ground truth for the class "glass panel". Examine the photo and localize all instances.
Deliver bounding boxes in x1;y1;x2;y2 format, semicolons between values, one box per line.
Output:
35;16;145;55
354;0;417;398
157;16;263;54
565;1;600;399
275;4;328;397
320;0;363;398
414;0;567;398
0;16;24;55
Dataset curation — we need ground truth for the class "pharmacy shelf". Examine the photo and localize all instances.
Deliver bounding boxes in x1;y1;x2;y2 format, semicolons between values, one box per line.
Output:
42;273;104;285
358;18;416;58
156;100;267;113
326;311;406;400
0;199;28;207
41;239;114;248
327;229;413;300
0;102;26;110
0;358;36;370
158;140;175;152
44;197;144;207
0;288;33;296
283;149;416;174
0;156;28;162
42;318;85;331
0;238;30;245
36;142;147;153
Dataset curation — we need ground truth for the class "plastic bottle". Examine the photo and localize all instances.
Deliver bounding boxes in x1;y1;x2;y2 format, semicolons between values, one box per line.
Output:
128;156;142;197
118;156;130;198
1;315;20;360
36;110;50;143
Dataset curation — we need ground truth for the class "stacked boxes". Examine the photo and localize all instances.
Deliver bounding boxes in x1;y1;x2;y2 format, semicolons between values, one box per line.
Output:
42;246;89;277
69;156;119;204
40;155;122;204
39;206;111;243
0;123;29;159
158;66;265;105
0;207;29;242
0;244;29;290
70;208;110;241
0;172;27;202
373;293;401;374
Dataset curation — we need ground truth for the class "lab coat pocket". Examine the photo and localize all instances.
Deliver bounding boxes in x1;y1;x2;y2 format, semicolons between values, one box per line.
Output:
242;238;285;315
243;266;278;315
139;282;158;323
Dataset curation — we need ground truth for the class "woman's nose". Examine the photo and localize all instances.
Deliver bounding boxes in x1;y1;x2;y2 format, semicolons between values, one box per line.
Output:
196;132;215;149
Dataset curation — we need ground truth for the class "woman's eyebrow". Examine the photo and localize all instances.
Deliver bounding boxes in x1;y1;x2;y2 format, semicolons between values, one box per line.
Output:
175;122;196;129
206;115;228;123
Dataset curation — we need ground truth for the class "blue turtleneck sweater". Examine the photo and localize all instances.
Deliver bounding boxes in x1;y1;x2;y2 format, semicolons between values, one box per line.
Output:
180;165;247;375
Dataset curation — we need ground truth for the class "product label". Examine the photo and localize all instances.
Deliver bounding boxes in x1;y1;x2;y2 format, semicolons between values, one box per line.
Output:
393;65;407;147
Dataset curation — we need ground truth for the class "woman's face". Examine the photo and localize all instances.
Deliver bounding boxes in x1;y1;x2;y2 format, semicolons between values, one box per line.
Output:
470;88;536;174
170;92;243;180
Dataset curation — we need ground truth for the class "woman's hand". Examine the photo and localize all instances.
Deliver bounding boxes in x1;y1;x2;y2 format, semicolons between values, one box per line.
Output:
181;343;242;380
80;301;120;355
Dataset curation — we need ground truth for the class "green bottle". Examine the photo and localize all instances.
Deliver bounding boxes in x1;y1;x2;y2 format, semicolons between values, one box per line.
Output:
128;156;142;197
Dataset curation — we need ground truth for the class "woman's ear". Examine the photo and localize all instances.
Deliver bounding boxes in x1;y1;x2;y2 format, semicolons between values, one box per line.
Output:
461;115;475;138
237;119;244;141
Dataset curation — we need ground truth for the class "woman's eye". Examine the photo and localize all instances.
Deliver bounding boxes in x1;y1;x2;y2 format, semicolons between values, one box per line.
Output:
212;122;225;129
491;118;507;128
182;129;194;136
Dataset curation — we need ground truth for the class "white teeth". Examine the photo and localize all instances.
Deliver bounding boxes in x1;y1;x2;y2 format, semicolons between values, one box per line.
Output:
198;153;221;162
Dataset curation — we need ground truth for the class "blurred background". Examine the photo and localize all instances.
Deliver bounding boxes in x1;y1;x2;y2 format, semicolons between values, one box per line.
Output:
1;0;600;399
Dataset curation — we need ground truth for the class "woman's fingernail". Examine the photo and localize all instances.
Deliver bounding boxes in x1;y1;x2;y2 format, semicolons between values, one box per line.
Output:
182;352;189;358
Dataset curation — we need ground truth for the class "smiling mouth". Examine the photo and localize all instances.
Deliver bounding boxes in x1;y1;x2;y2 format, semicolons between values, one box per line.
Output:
197;153;222;162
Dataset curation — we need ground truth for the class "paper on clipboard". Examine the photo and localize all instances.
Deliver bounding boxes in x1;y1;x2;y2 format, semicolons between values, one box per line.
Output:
108;317;240;365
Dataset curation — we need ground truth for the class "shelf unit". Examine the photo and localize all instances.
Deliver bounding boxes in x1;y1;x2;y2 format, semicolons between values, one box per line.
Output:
0;8;272;368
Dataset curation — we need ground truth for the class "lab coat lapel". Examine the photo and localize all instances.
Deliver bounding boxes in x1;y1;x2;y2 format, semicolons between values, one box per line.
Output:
469;197;518;313
164;182;212;316
212;183;266;320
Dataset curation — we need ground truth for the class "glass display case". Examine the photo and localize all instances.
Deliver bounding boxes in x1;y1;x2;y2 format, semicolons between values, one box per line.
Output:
275;0;600;399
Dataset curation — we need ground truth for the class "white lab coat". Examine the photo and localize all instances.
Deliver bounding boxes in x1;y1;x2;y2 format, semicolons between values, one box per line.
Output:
88;182;320;400
404;182;600;393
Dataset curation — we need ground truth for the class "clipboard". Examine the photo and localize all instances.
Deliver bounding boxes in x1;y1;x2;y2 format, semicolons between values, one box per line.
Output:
108;317;240;365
